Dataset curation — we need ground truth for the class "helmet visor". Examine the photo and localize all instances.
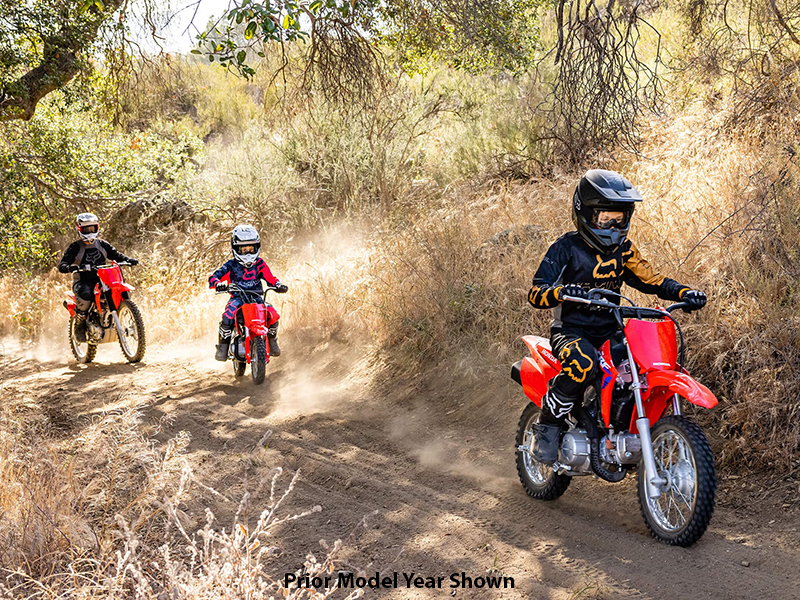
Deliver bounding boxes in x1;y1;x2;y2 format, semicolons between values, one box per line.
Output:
79;224;99;235
592;210;630;230
235;243;259;255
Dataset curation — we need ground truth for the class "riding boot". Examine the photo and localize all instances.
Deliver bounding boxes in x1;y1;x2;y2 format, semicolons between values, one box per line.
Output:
74;309;88;342
267;322;280;357
531;421;562;464
532;388;576;464
216;326;232;362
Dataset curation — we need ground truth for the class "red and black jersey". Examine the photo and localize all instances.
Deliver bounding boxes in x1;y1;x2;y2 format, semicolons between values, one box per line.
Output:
529;232;689;338
209;258;279;292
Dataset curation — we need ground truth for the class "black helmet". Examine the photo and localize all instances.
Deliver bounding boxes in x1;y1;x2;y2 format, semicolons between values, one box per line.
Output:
571;169;642;253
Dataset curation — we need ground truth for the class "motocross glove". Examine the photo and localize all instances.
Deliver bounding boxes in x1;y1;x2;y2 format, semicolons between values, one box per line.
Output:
682;290;707;312
558;284;590;301
68;265;80;273
215;282;229;292
275;282;289;294
128;258;139;266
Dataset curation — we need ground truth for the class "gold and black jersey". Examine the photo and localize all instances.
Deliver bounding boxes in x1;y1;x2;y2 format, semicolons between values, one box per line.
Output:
528;232;689;337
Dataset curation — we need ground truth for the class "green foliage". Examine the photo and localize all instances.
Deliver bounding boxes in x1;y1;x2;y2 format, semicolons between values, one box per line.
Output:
0;94;203;271
198;0;544;80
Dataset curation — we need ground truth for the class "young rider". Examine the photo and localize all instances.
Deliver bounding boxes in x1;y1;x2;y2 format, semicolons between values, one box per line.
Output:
527;170;707;464
57;213;139;332
209;225;288;361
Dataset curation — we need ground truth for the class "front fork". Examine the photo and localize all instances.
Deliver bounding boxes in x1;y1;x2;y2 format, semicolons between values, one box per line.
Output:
625;340;668;500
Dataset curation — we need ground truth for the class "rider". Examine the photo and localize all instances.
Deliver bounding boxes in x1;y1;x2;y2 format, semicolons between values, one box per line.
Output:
527;169;707;464
57;213;139;332
209;224;288;361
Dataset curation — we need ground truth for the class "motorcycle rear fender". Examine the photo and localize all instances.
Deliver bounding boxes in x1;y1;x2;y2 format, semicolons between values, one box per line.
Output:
63;293;76;317
516;336;560;406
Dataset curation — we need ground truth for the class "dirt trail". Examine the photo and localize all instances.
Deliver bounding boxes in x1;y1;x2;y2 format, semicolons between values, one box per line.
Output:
3;334;800;600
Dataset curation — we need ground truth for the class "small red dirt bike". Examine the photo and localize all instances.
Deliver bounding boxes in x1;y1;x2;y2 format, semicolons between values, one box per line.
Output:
63;261;146;364
512;290;718;547
217;284;277;385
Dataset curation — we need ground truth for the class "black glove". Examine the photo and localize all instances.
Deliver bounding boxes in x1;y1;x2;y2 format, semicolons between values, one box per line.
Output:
128;258;139;266
67;265;79;273
683;290;707;312
275;282;289;294
215;282;229;292
559;284;589;301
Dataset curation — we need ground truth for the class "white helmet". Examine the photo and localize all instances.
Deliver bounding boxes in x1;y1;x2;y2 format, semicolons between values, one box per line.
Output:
76;212;100;242
231;224;260;267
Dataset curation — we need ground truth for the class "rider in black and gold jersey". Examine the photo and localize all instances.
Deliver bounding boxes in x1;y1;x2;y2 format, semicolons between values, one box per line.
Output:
527;170;707;464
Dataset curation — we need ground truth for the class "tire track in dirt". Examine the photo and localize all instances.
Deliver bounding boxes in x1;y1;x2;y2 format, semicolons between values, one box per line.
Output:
3;339;800;599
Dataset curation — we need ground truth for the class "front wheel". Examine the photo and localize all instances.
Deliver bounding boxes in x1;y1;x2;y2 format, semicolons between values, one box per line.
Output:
515;402;571;501
637;415;716;547
250;336;267;385
116;300;146;363
69;317;97;364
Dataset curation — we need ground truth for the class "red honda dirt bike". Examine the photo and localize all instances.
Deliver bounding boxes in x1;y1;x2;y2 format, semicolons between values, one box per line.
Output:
512;290;718;547
63;261;146;364
216;283;277;385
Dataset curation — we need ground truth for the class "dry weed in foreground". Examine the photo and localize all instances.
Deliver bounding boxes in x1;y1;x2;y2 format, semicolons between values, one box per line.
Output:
6;469;363;600
0;380;361;599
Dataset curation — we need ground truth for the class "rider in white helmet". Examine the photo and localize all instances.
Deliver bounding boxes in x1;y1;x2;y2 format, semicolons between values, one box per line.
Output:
57;213;138;335
209;225;289;361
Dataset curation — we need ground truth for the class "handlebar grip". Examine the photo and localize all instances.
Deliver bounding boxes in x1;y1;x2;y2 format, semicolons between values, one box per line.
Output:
562;296;591;304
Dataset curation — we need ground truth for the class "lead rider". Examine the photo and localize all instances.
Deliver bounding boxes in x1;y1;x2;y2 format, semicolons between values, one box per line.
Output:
209;225;288;361
527;170;707;464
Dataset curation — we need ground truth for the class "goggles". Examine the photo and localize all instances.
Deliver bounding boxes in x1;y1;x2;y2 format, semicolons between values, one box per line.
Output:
592;210;629;230
79;224;99;235
235;243;259;255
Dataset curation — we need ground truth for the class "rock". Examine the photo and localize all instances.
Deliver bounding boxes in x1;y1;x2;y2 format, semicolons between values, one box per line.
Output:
741;561;750;567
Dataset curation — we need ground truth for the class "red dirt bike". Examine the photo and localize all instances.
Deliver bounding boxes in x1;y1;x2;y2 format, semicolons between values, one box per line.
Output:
512;290;717;547
216;283;277;385
63;261;146;364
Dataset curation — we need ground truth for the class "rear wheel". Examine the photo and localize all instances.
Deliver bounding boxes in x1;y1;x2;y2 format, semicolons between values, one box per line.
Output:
233;358;245;377
251;336;267;385
637;415;716;547
515;402;571;501
116;300;146;363
69;317;97;364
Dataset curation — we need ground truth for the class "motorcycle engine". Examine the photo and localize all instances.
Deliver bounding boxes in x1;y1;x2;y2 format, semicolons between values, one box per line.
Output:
86;315;104;343
232;337;246;361
559;429;591;472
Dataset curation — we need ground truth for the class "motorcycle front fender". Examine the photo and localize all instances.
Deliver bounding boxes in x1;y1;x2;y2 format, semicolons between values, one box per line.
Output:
646;370;718;409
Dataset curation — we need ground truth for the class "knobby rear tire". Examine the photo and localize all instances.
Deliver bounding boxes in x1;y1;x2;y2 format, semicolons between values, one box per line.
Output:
251;336;267;385
117;299;146;363
69;317;97;364
515;402;571;501
233;357;246;377
637;415;716;547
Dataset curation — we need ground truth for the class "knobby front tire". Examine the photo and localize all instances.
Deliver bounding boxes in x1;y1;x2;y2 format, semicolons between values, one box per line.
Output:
637;415;716;547
515;402;571;501
251;336;267;385
117;300;146;363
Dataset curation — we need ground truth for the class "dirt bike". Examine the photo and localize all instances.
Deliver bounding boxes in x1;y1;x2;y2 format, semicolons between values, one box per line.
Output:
512;290;718;547
216;283;277;385
63;261;146;364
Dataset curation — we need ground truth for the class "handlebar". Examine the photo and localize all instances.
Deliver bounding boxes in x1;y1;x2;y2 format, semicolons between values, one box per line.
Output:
562;289;689;368
70;261;135;272
215;283;277;296
562;290;692;317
